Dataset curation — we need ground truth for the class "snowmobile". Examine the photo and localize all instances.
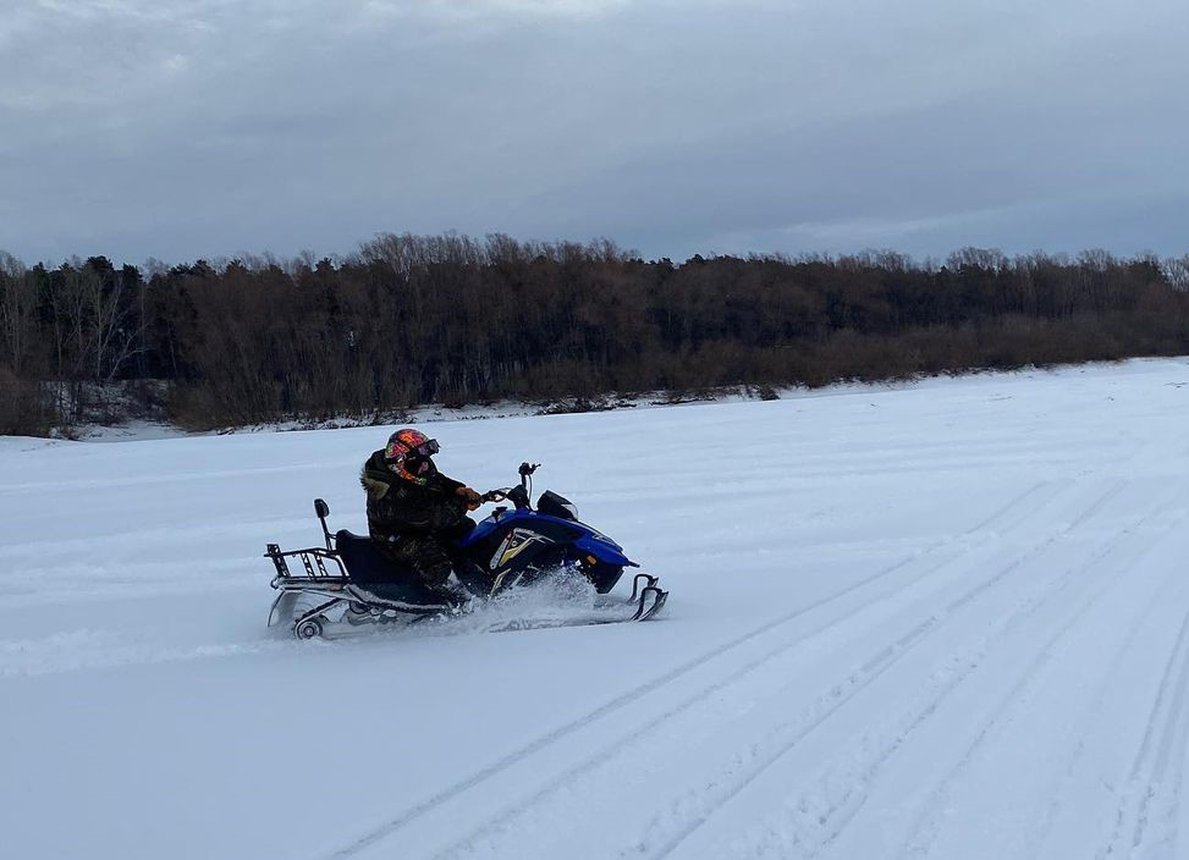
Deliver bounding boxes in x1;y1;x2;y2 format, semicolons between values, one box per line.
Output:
265;462;668;639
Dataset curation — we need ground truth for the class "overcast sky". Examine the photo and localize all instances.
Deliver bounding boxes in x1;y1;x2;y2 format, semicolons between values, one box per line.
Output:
3;0;1188;266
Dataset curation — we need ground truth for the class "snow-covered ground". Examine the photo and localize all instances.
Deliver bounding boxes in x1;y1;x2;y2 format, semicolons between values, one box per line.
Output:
3;359;1189;860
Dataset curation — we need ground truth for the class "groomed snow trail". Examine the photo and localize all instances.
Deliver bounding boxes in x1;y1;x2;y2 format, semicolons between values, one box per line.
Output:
2;359;1188;859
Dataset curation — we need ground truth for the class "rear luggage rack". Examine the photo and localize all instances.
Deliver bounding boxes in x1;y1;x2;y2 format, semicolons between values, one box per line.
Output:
265;543;349;589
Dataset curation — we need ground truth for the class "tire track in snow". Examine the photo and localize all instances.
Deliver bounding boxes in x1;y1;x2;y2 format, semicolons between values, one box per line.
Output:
1100;596;1189;859
322;482;1061;860
625;479;1128;860
323;552;941;860
413;482;1112;860
895;502;1174;860
780;529;1131;860
1025;545;1188;860
878;483;1189;859
809;514;1155;860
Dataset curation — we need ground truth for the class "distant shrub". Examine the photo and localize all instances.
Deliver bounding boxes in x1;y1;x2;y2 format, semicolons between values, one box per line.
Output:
0;369;56;436
3;237;1188;433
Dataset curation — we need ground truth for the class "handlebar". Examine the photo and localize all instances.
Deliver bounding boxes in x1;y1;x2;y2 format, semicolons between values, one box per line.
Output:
479;464;541;511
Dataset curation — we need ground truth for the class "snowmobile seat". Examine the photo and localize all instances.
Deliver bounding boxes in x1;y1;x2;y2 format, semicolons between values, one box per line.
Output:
334;530;410;585
335;530;451;605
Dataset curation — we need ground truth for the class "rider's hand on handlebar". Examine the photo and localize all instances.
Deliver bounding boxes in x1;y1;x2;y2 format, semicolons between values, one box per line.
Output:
456;486;483;510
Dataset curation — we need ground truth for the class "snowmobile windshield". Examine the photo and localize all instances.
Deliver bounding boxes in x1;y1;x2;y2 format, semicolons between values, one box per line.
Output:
538;490;578;521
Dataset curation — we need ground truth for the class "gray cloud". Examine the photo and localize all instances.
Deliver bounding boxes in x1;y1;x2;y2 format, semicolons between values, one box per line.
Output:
2;0;1187;265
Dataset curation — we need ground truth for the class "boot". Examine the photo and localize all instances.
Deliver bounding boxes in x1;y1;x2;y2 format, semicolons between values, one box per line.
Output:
425;574;471;610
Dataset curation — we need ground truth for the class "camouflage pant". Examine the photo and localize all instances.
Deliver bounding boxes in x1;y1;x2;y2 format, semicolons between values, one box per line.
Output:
373;532;455;587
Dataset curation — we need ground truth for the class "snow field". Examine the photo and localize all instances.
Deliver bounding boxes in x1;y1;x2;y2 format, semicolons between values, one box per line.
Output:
2;359;1188;859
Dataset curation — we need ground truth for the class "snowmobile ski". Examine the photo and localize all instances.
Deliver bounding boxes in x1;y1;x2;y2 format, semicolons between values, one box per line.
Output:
481;580;669;633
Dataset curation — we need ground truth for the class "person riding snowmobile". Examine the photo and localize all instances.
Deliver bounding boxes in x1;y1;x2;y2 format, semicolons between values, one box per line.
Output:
360;428;483;603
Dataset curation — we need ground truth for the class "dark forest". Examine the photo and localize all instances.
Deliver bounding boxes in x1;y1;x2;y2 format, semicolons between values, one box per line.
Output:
2;233;1188;436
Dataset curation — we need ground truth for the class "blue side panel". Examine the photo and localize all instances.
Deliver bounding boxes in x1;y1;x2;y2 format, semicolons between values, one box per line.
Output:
458;510;636;568
458;509;551;548
458;512;506;548
575;535;637;567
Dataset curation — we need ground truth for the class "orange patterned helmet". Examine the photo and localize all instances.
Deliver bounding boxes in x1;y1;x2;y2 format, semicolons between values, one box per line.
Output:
383;428;440;484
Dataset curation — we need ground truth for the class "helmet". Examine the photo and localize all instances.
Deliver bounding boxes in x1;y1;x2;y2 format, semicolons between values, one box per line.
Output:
383;428;440;485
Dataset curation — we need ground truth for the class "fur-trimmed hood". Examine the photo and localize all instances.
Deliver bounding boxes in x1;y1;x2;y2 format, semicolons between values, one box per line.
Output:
361;448;459;499
360;450;396;500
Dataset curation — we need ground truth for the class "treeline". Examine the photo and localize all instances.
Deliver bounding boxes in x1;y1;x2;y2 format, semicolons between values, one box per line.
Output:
3;236;1189;435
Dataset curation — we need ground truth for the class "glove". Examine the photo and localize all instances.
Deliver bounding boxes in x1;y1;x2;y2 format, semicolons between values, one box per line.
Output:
455;486;482;510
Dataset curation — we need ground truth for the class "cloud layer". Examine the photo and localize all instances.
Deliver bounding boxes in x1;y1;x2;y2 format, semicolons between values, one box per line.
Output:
3;0;1187;264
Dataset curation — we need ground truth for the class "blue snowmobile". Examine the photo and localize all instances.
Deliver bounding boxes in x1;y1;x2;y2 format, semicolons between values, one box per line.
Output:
265;463;667;638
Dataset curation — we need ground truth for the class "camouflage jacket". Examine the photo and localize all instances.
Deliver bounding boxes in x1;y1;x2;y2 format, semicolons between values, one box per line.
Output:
359;449;468;539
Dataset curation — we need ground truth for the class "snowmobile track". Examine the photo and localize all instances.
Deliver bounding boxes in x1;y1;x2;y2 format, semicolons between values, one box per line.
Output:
896;503;1178;860
320;480;1089;860
1101;598;1189;859
322;560;916;859
805;527;1149;860
1026;571;1181;858
413;481;1127;860
621;479;1140;859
